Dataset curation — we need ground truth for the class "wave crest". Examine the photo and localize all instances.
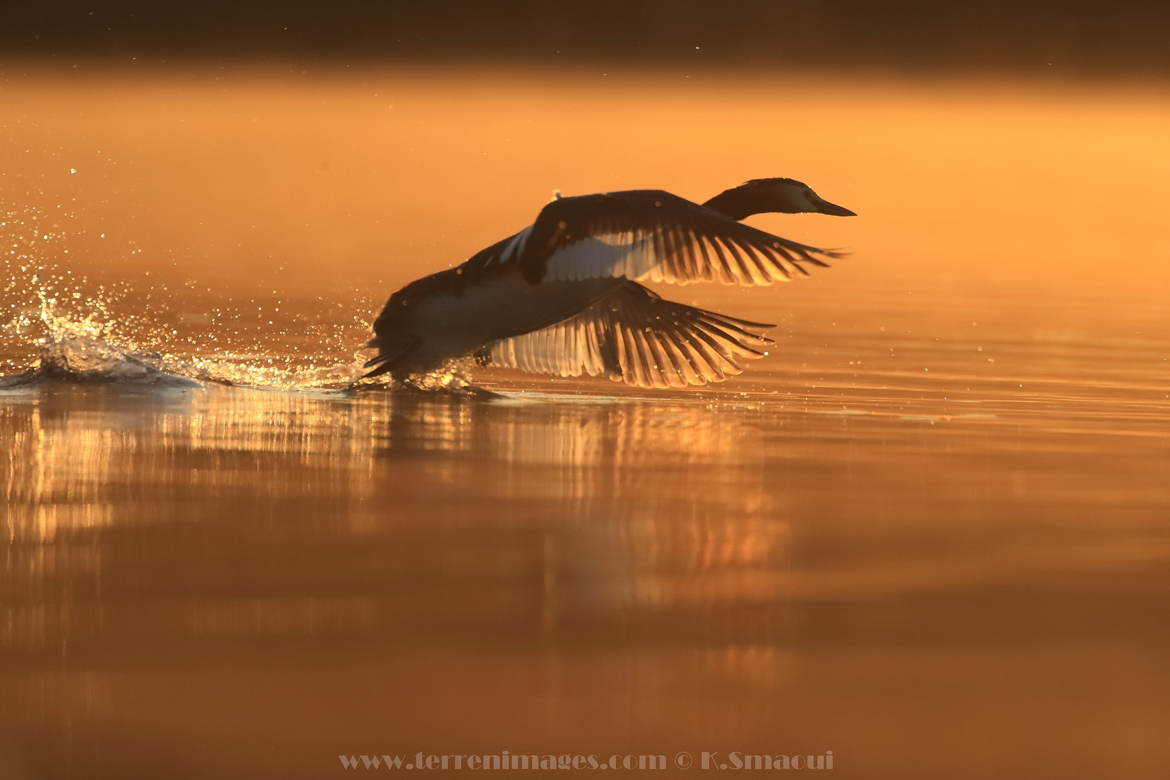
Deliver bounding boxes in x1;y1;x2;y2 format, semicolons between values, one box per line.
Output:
0;332;199;388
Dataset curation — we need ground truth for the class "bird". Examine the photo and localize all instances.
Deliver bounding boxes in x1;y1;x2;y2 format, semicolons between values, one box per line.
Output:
363;177;855;389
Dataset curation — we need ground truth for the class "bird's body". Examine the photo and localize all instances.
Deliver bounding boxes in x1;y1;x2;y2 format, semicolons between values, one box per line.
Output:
366;178;855;389
379;264;619;377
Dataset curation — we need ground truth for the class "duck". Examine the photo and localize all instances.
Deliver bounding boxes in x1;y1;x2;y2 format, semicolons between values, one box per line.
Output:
364;177;855;389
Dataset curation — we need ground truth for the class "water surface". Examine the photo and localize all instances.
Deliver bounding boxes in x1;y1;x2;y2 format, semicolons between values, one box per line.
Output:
2;70;1169;779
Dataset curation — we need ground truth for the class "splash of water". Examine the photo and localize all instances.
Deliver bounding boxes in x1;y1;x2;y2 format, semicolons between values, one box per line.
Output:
0;201;492;394
0;201;369;388
6;288;375;389
2;263;484;392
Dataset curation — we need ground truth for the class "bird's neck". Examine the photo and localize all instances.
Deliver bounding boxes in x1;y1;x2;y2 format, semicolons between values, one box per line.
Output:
703;184;801;221
703;188;756;220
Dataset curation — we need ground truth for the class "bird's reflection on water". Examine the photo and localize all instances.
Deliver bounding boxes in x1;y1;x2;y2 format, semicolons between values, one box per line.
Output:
3;381;1170;779
2;384;814;778
2;384;794;646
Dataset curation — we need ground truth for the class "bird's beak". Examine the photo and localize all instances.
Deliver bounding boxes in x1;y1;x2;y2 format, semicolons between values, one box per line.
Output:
812;196;857;217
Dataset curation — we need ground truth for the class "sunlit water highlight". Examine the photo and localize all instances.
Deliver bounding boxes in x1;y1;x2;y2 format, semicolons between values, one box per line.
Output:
2;71;1169;779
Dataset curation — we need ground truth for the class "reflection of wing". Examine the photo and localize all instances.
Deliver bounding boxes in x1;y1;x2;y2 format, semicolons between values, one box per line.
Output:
476;281;775;389
513;190;841;287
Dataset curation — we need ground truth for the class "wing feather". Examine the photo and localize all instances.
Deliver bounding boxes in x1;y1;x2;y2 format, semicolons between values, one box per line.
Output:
478;281;775;389
514;190;841;287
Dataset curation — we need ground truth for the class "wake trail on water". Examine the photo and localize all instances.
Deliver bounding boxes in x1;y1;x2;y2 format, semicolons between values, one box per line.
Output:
0;261;489;396
0;203;496;396
0;295;367;390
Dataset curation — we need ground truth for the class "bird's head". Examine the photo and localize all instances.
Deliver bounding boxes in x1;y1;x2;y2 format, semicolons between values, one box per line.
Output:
745;178;856;216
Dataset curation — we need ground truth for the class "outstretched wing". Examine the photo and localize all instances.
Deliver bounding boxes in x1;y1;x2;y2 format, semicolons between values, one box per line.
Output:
476;281;775;389
513;190;841;287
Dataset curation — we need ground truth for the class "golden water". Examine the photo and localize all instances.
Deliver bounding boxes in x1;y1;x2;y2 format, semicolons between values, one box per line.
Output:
1;70;1169;779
